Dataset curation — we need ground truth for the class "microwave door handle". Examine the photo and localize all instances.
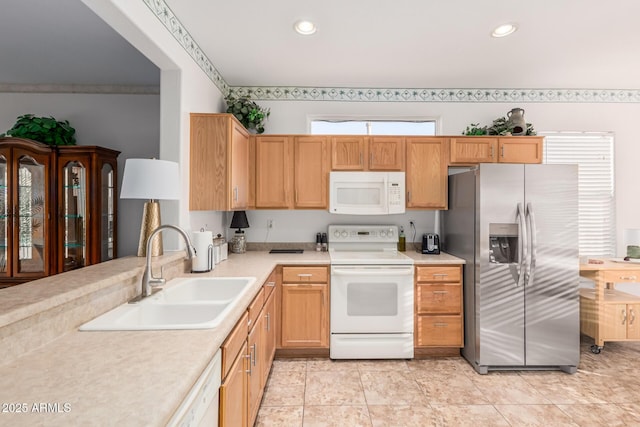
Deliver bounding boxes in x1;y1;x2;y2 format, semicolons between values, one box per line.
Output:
382;175;389;209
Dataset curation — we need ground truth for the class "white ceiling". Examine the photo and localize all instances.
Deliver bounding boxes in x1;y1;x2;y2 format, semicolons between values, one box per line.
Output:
1;0;640;90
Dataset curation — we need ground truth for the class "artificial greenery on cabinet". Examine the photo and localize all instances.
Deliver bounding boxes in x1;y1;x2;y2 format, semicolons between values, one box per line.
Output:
1;114;77;146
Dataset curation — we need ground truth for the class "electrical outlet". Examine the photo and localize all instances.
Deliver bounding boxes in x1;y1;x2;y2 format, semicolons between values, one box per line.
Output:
267;219;274;229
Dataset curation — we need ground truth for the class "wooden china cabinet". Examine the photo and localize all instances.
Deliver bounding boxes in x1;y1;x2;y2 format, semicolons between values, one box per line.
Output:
0;138;119;288
56;146;119;273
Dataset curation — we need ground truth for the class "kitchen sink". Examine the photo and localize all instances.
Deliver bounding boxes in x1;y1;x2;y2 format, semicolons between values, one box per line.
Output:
79;276;256;331
150;276;256;304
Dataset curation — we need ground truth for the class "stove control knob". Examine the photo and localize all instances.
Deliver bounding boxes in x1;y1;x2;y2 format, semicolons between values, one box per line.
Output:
341;231;348;238
380;230;387;237
333;230;341;238
388;228;394;236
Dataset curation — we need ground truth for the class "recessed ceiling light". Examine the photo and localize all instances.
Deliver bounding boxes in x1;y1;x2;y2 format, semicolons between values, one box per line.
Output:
294;20;316;35
491;23;518;38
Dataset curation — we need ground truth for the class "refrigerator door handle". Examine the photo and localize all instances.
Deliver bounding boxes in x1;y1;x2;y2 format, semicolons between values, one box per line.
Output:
525;202;537;287
516;202;528;287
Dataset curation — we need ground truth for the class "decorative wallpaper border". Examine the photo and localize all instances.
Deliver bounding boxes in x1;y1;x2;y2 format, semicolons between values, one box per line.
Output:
142;0;229;96
229;87;640;103
144;0;640;104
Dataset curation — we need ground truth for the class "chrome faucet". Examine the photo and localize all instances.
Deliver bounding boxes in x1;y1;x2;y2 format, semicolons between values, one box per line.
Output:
131;224;196;303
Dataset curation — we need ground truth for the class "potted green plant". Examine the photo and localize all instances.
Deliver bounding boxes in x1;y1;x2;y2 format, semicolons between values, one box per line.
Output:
1;114;77;146
462;116;536;136
225;96;270;134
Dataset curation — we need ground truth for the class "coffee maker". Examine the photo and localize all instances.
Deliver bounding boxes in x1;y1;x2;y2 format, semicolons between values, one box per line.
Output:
421;233;440;255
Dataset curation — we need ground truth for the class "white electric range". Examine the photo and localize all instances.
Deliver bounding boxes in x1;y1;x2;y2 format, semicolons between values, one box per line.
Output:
328;225;414;359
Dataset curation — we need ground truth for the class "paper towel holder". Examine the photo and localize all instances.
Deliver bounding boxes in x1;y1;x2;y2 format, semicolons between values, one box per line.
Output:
192;228;214;273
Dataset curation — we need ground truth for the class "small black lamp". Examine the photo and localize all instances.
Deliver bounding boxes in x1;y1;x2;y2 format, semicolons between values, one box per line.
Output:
229;211;249;253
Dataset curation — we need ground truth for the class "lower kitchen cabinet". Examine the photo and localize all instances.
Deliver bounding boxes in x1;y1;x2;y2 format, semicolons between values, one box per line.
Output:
415;265;463;347
580;288;640;342
220;271;277;427
280;266;329;348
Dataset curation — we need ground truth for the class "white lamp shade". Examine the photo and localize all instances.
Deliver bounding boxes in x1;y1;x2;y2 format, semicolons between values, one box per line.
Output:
120;158;180;200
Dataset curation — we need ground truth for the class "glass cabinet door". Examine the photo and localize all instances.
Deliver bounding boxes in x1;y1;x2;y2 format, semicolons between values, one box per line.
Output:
0;156;7;275
17;156;46;274
101;163;115;262
62;161;87;271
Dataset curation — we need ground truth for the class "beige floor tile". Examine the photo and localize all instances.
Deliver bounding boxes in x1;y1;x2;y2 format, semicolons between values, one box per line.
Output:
495;404;579;426
556;403;632;427
305;370;366;405
518;370;608;404
262;383;305;406
255;405;303;427
357;360;410;372
615;403;640;425
407;357;475;376
368;404;439;427
470;372;551;404
431;404;510;426
414;372;489;405
302;405;372;427
360;371;427;405
306;358;359;372
267;368;306;387
271;358;308;373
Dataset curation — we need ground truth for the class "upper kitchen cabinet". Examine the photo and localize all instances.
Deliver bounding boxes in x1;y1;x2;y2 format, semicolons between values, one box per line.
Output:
294;136;329;209
330;136;365;170
406;137;448;209
254;135;293;209
368;136;405;170
0;138;54;286
331;136;404;170
56;146;119;272
190;113;250;211
449;136;543;165
498;136;543;163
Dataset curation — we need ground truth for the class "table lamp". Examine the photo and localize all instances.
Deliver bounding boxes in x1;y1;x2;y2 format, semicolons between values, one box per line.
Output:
229;210;249;253
120;158;180;257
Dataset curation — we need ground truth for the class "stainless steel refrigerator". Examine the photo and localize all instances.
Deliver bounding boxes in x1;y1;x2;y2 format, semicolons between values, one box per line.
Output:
443;163;579;374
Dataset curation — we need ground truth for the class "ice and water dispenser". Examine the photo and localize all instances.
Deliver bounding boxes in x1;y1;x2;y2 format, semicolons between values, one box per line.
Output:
489;223;519;264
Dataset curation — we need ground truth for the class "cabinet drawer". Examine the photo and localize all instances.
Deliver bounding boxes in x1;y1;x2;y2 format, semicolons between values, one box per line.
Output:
263;269;277;300
416;266;461;283
282;266;328;283
221;311;248;380
416;315;462;347
604;270;640;284
416;283;461;314
248;287;265;329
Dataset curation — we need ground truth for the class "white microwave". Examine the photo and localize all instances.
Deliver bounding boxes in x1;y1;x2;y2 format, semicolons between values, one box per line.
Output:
329;171;405;215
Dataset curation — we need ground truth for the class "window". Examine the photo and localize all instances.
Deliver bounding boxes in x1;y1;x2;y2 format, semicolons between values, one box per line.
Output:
310;119;436;136
541;132;615;257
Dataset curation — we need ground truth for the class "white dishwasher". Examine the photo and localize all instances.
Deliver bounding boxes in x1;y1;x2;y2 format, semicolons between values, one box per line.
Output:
168;349;221;427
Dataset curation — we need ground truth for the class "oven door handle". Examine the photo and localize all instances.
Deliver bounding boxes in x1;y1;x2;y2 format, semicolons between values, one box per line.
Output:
331;267;414;276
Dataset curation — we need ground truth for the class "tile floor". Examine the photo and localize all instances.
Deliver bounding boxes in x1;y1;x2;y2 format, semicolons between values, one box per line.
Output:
256;339;640;426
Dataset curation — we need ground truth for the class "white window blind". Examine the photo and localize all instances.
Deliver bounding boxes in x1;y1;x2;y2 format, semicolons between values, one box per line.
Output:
310;120;436;135
541;132;615;257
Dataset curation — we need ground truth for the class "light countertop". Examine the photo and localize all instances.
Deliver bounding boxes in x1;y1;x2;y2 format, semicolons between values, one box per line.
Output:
0;249;462;426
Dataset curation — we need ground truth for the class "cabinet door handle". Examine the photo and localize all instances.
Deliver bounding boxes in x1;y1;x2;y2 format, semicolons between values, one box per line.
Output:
407;191;411;202
245;354;252;374
298;273;312;279
620;275;637;281
434;323;449;327
630;309;636;326
266;281;276;287
432;290;448;294
501;145;505;158
359;152;363;166
370;152;373;165
234;186;238;201
252;343;258;366
622;309;627;325
490;146;494;159
432;273;449;277
265;312;271;331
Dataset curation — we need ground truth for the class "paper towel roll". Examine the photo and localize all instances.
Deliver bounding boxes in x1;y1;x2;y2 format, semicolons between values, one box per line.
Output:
192;231;213;272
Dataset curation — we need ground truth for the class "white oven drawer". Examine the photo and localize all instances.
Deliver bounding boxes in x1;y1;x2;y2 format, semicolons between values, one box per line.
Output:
330;334;414;359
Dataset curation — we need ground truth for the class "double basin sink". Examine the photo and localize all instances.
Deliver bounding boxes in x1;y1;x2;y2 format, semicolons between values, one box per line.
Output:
80;276;256;331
